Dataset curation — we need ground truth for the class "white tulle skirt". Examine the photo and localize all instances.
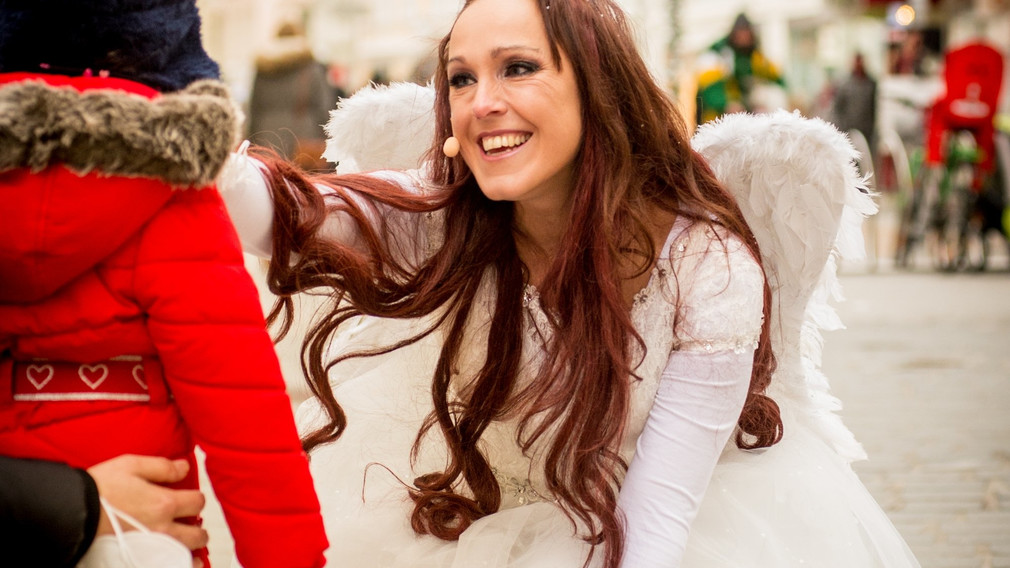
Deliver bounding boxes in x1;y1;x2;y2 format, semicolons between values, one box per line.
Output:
295;320;920;568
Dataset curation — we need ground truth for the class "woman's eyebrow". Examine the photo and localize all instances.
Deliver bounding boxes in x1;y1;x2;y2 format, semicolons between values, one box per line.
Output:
491;45;541;58
447;45;542;65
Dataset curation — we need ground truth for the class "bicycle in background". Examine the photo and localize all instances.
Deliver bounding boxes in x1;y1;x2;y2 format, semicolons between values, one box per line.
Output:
895;42;1007;272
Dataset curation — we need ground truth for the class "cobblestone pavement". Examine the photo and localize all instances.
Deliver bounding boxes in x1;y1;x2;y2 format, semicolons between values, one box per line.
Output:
824;269;1010;568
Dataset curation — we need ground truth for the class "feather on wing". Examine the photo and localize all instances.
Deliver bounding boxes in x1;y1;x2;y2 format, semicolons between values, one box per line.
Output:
322;82;435;173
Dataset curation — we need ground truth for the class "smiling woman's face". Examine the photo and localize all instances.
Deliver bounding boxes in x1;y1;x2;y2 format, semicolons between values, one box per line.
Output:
445;0;583;213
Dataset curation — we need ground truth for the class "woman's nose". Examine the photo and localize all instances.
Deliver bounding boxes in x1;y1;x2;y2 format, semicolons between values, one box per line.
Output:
472;80;506;119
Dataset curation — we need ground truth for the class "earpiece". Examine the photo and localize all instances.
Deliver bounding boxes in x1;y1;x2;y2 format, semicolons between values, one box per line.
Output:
442;136;460;158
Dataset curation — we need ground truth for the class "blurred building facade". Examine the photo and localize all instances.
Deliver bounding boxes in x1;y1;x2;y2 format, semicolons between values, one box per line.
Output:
196;0;1010;124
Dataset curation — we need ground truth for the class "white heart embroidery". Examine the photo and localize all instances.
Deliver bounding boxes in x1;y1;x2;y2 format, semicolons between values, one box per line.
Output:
78;364;109;389
26;365;55;390
132;364;148;390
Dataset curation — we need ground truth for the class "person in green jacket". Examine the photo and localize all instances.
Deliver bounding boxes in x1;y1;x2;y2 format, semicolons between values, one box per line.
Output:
695;13;786;125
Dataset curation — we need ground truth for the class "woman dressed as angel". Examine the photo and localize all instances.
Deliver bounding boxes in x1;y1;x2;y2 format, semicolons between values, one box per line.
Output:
219;0;921;566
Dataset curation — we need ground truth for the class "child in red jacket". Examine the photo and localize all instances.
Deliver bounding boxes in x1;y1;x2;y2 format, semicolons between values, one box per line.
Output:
0;2;328;567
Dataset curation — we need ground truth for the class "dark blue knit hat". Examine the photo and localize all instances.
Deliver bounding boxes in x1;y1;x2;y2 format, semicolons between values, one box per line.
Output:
0;0;220;92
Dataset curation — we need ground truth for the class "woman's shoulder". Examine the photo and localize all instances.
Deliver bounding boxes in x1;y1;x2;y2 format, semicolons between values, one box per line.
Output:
661;218;765;352
642;215;763;315
663;216;758;270
659;215;764;309
354;168;445;259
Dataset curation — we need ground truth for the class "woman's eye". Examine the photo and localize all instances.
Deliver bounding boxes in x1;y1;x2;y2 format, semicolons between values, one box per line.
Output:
505;61;539;77
448;72;475;88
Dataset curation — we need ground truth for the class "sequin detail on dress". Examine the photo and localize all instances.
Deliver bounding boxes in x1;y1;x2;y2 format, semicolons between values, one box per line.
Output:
492;467;553;505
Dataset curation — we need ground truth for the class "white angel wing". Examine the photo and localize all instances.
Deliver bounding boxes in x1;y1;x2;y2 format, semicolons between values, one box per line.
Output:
322;81;435;173
692;110;876;461
323;84;874;461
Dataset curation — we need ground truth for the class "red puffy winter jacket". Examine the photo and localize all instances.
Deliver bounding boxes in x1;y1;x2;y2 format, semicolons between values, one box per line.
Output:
0;73;327;567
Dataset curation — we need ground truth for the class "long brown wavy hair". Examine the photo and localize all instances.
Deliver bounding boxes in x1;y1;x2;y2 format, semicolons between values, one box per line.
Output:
259;0;781;567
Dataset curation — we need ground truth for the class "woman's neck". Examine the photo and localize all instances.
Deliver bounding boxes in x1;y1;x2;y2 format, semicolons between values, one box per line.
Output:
512;200;678;301
512;199;569;287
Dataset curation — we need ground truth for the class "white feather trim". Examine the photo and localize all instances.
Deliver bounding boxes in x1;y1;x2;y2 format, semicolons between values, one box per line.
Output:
322;82;435;174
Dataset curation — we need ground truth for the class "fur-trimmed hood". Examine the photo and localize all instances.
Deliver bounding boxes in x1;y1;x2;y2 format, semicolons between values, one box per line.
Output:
0;74;238;186
0;72;240;303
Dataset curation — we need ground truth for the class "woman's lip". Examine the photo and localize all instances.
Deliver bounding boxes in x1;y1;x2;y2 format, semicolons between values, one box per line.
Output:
480;141;526;161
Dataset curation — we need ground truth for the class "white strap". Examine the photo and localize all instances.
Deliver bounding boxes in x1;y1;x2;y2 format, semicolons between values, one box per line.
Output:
99;497;151;568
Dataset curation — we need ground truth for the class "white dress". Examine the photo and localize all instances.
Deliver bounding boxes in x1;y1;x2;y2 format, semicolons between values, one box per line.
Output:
291;218;916;568
294;211;760;567
221;86;922;567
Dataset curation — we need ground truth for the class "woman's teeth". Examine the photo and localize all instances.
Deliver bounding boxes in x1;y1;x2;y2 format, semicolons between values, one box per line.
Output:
482;133;531;154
